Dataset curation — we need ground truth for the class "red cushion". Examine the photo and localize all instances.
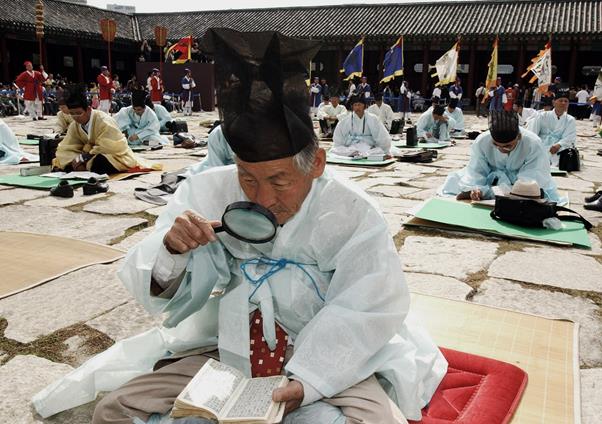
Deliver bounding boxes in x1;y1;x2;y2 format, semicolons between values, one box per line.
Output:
409;347;528;424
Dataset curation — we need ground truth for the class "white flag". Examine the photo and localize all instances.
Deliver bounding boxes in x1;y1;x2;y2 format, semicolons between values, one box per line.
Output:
431;42;459;86
522;42;552;93
594;71;602;98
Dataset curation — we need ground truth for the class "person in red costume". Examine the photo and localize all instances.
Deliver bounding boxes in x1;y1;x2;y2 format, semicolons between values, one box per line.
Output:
97;65;114;114
149;68;163;104
15;61;46;120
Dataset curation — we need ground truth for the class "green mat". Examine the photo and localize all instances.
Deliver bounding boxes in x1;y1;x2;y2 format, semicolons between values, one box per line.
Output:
326;153;396;167
407;197;590;248
0;175;85;190
18;138;39;145
393;141;451;149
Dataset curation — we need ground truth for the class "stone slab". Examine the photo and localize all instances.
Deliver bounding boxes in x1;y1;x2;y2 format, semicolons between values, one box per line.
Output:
0;261;131;343
472;279;602;367
0;205;146;245
376;197;422;215
403;188;439;200
367;185;421;198
581;368;602;424
400;236;498;279
552;176;594;193
114;226;155;250
0;355;73;423
87;301;164;342
405;272;472;301
0;188;48;205
383;213;402;237
83;193;153;215
24;190;107;207
488;248;602;292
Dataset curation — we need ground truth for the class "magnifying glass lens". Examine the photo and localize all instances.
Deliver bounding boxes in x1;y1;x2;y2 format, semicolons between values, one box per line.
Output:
218;202;278;243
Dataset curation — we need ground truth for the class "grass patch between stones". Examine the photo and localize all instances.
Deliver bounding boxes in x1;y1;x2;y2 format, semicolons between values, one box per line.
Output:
108;211;157;245
0;318;114;367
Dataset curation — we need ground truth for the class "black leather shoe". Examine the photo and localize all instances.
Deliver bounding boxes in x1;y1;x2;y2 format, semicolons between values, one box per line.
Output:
584;197;602;213
585;191;602;204
50;180;74;198
83;177;109;196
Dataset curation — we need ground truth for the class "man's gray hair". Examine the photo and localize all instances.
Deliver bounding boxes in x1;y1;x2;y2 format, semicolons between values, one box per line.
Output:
292;140;319;175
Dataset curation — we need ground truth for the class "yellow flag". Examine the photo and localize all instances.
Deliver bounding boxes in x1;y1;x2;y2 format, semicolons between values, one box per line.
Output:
482;37;498;103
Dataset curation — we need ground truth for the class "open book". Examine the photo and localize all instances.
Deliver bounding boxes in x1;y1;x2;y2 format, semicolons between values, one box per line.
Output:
171;359;288;423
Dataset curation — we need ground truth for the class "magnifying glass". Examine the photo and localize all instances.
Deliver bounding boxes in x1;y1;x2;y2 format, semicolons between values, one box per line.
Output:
213;201;278;244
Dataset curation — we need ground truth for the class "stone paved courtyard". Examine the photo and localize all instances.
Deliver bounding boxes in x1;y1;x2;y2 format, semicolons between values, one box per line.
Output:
0;110;601;423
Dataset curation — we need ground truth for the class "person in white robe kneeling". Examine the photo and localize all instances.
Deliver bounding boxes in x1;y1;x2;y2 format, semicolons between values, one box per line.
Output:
440;110;564;204
331;94;391;157
513;100;538;127
527;85;576;167
367;93;394;132
317;94;347;138
416;104;456;142
445;98;465;136
32;29;446;424
114;90;168;147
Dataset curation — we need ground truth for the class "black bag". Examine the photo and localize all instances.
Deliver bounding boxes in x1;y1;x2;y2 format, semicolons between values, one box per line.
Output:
558;148;580;172
390;119;405;135
165;120;188;134
490;196;592;230
398;149;437;163
39;136;61;166
405;126;417;147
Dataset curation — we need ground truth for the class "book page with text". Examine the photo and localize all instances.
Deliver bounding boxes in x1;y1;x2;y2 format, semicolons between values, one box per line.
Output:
222;376;287;422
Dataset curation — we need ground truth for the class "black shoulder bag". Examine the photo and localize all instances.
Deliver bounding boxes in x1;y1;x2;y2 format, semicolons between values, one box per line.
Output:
490;196;592;230
558;148;580;172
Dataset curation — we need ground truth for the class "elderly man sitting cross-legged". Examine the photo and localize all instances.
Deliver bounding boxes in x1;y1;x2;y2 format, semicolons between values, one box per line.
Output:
90;29;446;424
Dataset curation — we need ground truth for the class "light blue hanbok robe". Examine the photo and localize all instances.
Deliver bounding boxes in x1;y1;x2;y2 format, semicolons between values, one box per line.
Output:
446;107;465;133
114;106;168;146
33;166;446;421
152;104;173;133
440;128;565;204
0;119;38;164
332;112;391;155
527;110;576;166
415;108;456;141
186;126;235;176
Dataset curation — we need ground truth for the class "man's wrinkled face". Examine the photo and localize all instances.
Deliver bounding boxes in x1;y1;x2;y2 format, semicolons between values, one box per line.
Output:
133;106;146;116
235;149;326;225
554;97;569;114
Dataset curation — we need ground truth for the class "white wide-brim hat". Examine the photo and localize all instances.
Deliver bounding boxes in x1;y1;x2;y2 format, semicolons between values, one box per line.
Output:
508;180;546;202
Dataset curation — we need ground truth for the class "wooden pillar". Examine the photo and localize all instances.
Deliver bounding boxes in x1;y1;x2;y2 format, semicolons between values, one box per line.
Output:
568;40;577;86
337;43;344;86
467;41;476;105
1;36;9;83
421;41;430;96
76;44;84;83
516;42;526;84
41;39;48;68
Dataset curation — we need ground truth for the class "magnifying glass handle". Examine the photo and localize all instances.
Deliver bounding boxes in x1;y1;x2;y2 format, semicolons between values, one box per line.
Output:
213;225;225;233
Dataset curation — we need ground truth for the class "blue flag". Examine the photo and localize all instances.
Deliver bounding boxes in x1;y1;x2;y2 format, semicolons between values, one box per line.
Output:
340;38;364;81
381;36;404;83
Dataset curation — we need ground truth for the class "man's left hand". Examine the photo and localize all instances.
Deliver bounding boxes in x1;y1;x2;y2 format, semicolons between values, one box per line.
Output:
129;134;139;142
273;380;304;415
550;144;561;154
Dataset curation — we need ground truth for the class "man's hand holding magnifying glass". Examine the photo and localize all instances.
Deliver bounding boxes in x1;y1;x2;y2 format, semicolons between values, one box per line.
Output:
163;211;221;255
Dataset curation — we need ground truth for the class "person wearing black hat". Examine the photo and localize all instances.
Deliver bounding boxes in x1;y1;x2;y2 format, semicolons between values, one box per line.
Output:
181;68;196;116
113;90;168;147
332;94;392;156
527;84;576;166
416;103;456;142
445;98;465;135
512;100;537;127
367;93;394;132
96;29;445;424
316;92;347;138
53;85;161;173
440;110;564;203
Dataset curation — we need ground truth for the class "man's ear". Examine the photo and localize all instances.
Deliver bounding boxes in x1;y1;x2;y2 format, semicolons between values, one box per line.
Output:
311;148;326;179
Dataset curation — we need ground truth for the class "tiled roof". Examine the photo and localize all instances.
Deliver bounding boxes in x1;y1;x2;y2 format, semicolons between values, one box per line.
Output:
0;0;601;43
0;0;135;41
136;0;602;41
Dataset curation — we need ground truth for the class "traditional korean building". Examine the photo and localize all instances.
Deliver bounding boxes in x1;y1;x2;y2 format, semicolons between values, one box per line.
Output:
1;0;601;102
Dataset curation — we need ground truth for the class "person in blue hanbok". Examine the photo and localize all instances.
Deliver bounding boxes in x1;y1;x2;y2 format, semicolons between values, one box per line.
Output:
527;86;576;167
0;119;38;165
114;90;168;147
32;29;446;424
185;125;234;176
489;77;505;112
440;111;565;204
309;76;322;111
446;98;465;135
416;104;456;142
145;98;173;133
332;95;391;156
181;68;196;116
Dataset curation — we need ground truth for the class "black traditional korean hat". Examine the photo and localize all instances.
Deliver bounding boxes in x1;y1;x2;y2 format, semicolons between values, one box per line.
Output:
200;28;321;162
488;110;519;144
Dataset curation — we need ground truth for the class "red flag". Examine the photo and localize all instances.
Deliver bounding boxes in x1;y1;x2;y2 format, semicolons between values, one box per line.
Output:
166;36;192;64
